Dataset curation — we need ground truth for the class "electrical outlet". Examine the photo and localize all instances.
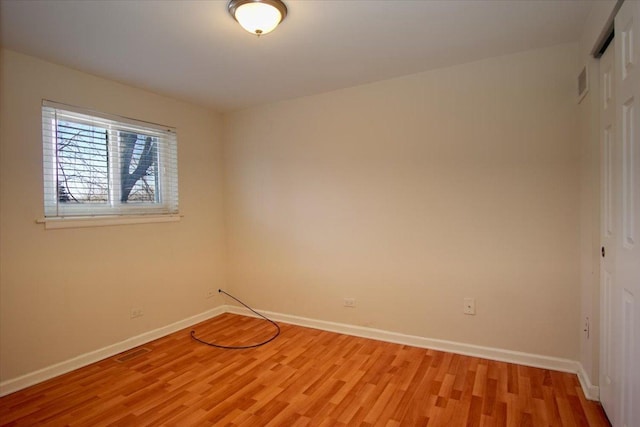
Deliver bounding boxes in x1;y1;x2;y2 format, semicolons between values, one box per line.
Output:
463;298;475;315
343;298;356;308
206;289;215;299
130;308;143;319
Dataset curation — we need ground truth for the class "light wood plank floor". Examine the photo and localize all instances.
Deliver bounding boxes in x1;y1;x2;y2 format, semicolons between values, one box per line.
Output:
0;313;610;426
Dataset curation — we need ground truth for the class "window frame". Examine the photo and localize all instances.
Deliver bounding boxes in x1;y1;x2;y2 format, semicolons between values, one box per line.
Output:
41;100;179;225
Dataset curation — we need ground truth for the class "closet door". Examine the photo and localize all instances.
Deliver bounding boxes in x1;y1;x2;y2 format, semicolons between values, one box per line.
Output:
599;36;617;424
611;1;639;426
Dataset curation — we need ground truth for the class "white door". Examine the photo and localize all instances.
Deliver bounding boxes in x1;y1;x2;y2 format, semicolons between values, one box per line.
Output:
601;1;640;426
613;1;640;426
599;36;618;423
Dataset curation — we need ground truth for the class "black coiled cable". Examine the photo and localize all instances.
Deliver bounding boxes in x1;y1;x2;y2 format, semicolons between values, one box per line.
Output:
190;289;280;350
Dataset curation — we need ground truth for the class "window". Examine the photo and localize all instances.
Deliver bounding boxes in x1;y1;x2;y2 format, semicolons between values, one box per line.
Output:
42;100;178;220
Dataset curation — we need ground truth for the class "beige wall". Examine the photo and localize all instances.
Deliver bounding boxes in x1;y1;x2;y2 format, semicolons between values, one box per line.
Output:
0;49;227;381
223;43;581;359
0;38;593;386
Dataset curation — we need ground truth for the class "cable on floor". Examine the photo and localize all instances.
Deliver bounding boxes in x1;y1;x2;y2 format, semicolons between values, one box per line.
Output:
190;289;280;350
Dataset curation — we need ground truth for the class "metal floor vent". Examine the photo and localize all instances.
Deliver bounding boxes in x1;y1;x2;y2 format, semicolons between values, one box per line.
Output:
114;347;151;363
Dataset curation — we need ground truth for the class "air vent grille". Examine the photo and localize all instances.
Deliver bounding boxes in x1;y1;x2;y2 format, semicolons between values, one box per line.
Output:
113;347;151;363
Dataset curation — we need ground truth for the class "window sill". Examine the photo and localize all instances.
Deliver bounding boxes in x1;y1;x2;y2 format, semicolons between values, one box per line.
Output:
36;214;182;230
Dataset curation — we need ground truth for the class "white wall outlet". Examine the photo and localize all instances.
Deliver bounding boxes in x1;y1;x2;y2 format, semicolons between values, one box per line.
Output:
343;298;356;308
206;289;215;299
463;298;476;315
130;308;143;319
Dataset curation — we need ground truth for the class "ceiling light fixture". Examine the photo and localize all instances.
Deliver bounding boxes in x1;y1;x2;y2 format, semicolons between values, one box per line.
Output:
228;0;287;36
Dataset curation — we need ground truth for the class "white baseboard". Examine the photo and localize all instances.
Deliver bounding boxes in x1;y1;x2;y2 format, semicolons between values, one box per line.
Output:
226;305;601;401
0;304;601;402
576;363;600;401
0;306;225;397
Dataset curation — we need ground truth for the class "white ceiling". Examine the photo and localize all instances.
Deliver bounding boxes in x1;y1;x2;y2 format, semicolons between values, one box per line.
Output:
0;0;594;112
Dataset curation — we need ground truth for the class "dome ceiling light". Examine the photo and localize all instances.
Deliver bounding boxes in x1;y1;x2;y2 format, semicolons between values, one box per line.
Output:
228;0;288;36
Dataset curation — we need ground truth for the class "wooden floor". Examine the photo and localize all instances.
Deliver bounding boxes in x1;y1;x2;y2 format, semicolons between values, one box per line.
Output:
0;313;610;426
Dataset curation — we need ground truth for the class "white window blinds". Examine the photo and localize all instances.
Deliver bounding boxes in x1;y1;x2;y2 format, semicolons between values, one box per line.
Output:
42;100;178;218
